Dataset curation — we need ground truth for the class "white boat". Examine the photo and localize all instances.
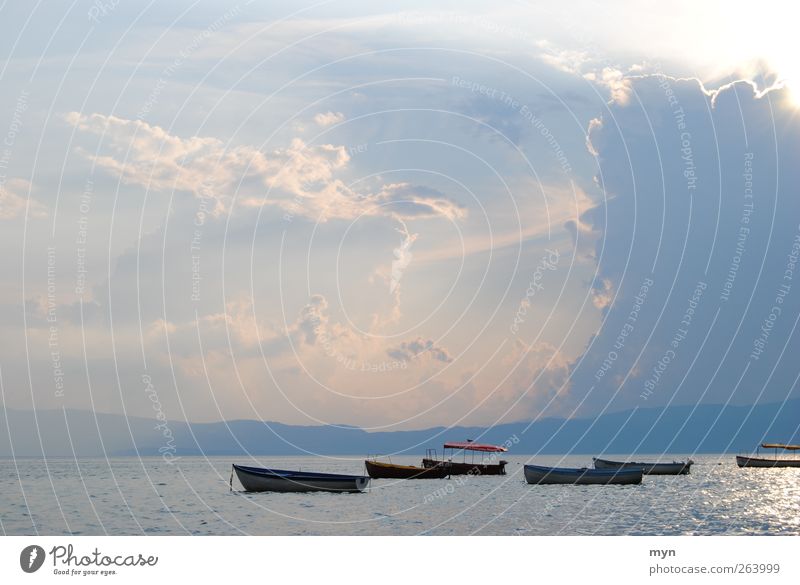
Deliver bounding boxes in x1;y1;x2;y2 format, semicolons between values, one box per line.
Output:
524;464;643;485
593;457;693;475
232;464;370;493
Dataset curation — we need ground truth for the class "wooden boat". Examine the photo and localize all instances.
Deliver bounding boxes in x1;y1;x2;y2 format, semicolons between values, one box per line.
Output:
593;457;693;475
364;459;450;479
736;444;800;468
232;464;370;493
422;441;508;475
524;464;643;485
736;456;800;468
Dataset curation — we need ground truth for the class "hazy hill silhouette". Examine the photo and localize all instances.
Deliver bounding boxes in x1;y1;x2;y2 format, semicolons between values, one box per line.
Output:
1;399;797;457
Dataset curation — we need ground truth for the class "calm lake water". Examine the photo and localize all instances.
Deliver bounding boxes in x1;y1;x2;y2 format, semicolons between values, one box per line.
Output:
2;455;799;535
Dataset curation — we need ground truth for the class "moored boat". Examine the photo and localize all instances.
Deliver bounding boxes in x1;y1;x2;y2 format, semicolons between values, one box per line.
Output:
524;464;643;485
365;459;450;479
735;455;800;468
422;441;508;475
232;464;370;493
593;457;693;475
736;444;800;468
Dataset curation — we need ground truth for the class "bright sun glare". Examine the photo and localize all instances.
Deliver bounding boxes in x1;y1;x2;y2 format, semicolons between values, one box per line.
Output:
726;5;800;105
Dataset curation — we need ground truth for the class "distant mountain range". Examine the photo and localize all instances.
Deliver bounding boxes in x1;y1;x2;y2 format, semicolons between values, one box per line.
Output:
1;399;798;457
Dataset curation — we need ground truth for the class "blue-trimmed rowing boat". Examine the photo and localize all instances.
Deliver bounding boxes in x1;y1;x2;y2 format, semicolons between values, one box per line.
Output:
524;464;643;485
593;457;693;475
232;464;370;493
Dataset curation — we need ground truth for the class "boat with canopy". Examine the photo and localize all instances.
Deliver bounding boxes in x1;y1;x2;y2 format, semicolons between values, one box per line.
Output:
422;440;509;475
736;443;800;468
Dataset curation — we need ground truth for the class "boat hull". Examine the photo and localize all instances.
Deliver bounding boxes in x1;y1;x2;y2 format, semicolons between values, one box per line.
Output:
524;464;643;485
233;465;370;493
736;456;800;468
365;460;450;479
593;457;692;475
422;458;506;475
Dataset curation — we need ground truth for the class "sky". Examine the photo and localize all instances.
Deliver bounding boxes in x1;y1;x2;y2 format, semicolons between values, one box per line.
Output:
1;0;799;431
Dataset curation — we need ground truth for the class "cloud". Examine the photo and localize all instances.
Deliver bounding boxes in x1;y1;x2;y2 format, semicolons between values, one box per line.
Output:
567;76;800;414
585;118;602;156
591;277;614;310
65;112;346;218
536;40;591;75
367;217;419;328
562;183;599;261
390;218;417;294
296;294;328;345
0;178;47;220
387;337;453;363
313;111;345;127
371;183;467;221
535;40;632;104
496;339;572;418
158;294;339;359
67;112;464;223
583;67;632;105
